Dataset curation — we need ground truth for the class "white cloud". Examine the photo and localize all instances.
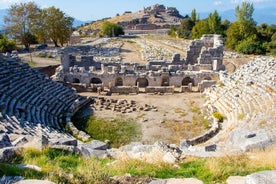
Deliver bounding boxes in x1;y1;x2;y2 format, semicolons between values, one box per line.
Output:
231;0;273;3
214;1;223;5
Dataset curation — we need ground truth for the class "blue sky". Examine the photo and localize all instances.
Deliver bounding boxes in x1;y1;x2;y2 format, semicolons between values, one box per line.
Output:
0;0;275;21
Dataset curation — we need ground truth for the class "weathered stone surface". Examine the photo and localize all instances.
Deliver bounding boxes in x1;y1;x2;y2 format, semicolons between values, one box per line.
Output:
162;152;177;164
12;136;28;147
82;140;109;150
179;139;190;151
111;173;152;184
15;179;55;184
245;170;276;184
149;178;204;184
0;147;18;162
80;148;109;158
17;164;42;172
79;140;110;158
0;133;12;149
109;141;182;164
226;176;246;184
0;176;23;184
229;129;272;152
49;138;77;146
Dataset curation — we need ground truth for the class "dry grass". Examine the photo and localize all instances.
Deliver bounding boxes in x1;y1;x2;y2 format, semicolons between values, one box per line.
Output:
248;146;276;169
164;120;206;143
238;112;245;120
174;108;188;117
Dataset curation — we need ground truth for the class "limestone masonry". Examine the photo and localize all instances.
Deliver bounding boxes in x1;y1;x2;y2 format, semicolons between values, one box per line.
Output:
53;34;224;93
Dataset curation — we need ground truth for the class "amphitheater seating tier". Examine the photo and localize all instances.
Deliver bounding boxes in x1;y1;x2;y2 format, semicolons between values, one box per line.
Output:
205;58;276;125
0;59;84;130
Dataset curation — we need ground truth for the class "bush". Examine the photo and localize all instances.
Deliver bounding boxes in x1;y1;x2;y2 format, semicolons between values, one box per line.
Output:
236;38;265;54
101;21;124;37
212;112;224;122
0;35;16;52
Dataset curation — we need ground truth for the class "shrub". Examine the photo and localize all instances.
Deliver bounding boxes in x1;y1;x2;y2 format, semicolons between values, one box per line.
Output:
101;21;124;37
236;38;265;55
212;112;224;122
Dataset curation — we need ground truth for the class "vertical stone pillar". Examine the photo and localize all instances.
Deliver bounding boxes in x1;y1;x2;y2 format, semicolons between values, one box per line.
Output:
61;51;70;72
121;66;126;73
188;83;193;92
213;60;218;71
101;64;105;73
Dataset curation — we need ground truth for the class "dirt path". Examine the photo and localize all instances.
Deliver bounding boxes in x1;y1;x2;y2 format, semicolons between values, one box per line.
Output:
143;36;188;57
79;92;207;144
19;53;60;67
120;41;144;63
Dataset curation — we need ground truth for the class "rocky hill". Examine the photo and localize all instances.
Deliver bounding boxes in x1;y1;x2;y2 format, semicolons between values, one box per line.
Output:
80;4;183;33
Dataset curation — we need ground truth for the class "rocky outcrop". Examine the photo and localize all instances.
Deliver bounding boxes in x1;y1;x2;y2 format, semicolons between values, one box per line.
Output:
149;178;204;184
78;140;110;158
109;141;183;164
245;170;276;184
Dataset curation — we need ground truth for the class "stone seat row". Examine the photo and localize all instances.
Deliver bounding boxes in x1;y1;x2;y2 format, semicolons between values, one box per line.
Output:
205;58;275;124
0;60;82;129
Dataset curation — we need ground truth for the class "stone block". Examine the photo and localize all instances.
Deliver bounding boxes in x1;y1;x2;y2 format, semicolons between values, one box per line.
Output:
49;138;77;146
245;170;276;184
0;134;12;149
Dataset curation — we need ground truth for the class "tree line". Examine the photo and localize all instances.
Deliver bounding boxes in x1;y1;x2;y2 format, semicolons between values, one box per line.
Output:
168;2;276;55
1;1;73;52
1;2;276;56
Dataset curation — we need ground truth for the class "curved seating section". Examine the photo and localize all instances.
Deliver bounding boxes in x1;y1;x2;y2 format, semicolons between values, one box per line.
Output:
0;59;82;129
205;57;276;125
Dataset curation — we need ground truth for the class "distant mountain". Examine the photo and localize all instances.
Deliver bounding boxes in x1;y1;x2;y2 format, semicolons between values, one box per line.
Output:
73;19;91;28
199;7;276;25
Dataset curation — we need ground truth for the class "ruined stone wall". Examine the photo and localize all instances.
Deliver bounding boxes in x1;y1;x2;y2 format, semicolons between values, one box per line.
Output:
145;86;174;93
63;69;218;90
197;80;217;92
110;86;139;94
135;24;158;30
185;34;223;71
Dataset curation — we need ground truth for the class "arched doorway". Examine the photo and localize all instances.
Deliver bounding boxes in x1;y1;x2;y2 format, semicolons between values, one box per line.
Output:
136;78;149;87
182;77;194;86
204;77;212;80
90;77;102;84
72;78;80;83
115;77;123;86
161;76;169;86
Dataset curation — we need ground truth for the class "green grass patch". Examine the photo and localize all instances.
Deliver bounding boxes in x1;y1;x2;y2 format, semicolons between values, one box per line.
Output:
1;148;273;184
72;116;141;148
26;60;36;67
0;163;45;179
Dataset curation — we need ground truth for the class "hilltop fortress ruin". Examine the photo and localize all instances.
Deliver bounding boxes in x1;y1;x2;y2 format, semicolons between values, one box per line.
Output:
53;34;224;93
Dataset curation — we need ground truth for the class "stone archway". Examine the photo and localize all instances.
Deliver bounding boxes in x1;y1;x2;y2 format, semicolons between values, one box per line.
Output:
90;77;102;84
161;76;170;86
115;77;123;86
136;78;149;87
204;76;212;80
73;78;80;83
182;77;194;86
